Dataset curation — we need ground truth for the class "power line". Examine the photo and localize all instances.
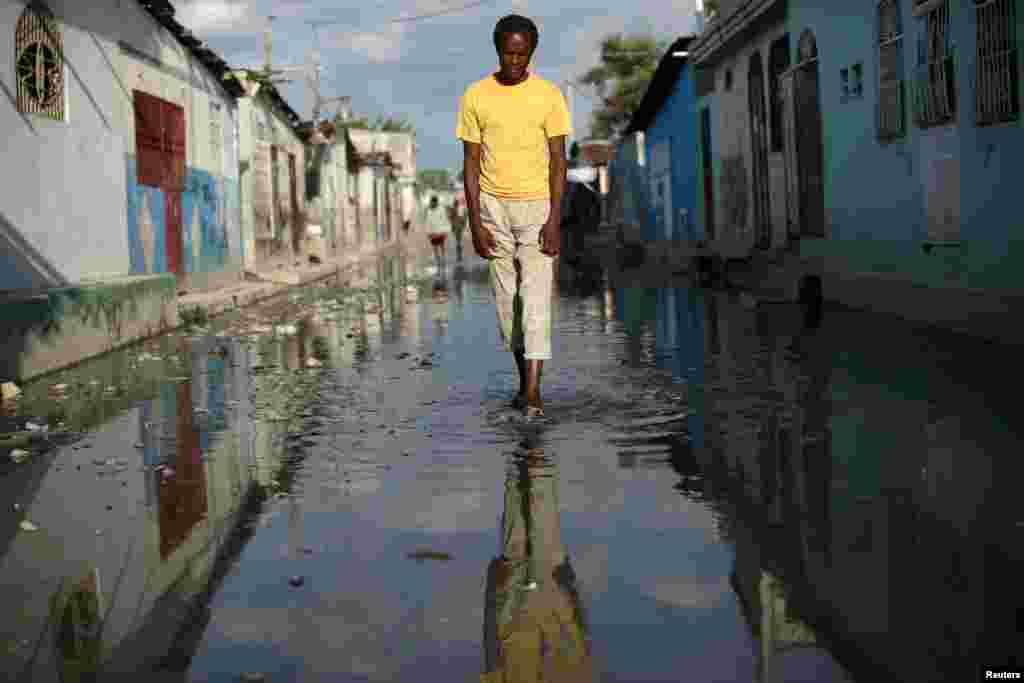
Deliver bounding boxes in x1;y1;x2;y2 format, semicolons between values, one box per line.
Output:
308;0;500;30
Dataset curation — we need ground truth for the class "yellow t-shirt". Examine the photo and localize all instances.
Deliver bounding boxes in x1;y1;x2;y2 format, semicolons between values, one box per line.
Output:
456;73;573;200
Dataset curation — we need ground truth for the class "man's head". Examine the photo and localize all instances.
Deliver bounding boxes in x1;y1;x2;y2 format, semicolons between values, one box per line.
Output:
493;14;538;83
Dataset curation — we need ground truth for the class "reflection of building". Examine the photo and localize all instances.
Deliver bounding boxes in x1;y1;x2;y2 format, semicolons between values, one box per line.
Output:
482;444;594;683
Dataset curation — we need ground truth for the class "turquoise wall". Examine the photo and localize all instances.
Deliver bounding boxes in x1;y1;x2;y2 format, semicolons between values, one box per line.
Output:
788;0;1024;293
127;158;236;276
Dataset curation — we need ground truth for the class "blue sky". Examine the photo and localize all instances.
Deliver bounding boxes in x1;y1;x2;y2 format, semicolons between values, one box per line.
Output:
169;0;701;173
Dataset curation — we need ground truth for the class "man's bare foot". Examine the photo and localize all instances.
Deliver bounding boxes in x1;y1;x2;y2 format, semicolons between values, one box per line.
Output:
524;398;544;418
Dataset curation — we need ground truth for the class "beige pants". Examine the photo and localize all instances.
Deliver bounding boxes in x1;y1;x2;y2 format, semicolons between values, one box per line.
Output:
480;192;556;361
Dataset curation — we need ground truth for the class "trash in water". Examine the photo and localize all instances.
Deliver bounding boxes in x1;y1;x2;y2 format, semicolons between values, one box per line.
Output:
19;520;39;532
9;449;32;464
406;550;453;561
288;575;305;587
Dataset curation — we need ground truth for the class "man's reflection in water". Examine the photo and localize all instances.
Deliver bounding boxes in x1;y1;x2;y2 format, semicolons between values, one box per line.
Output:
481;440;594;683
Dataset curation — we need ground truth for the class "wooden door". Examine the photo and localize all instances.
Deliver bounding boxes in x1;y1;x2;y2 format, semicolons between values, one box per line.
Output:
779;70;801;241
795;30;826;237
165;191;183;274
748;52;772;249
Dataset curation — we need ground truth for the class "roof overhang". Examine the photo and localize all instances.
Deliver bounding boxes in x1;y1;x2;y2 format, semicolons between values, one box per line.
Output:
690;0;786;65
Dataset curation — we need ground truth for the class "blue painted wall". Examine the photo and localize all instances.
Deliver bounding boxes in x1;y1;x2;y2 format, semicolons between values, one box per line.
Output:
644;63;700;244
788;0;1024;292
126;157;234;276
608;135;651;233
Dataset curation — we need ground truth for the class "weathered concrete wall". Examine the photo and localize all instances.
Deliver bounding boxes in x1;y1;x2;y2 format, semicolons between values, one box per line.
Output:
705;15;789;258
0;273;178;382
0;1;131;289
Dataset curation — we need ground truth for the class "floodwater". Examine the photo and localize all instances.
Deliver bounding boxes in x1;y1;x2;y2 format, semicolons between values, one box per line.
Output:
0;245;1021;682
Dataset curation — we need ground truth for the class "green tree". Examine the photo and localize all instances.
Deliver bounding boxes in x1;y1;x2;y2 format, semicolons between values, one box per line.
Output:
334;113;415;133
579;33;667;140
417;169;450;192
704;0;720;19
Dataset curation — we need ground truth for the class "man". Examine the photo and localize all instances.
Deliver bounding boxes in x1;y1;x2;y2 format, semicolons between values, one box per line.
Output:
448;198;467;262
423;195;452;274
457;14;571;417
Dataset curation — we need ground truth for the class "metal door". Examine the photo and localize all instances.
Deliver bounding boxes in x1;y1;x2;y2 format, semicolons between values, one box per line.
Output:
748;52;772;248
779;70;800;241
165;191;183;274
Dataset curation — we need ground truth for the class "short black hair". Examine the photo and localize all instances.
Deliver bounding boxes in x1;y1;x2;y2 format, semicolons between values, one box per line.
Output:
493;14;538;54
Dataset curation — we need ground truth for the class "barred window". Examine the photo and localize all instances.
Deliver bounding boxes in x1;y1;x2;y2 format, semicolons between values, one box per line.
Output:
974;0;1019;125
879;0;905;139
913;0;957;128
15;2;64;121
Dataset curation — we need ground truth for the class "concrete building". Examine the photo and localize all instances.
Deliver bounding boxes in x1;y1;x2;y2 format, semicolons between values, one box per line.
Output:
691;0;1024;342
347;129;412;247
232;72;307;272
623;36;701;251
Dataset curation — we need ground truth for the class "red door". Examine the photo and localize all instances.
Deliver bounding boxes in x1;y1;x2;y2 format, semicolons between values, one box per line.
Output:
165;190;183;274
132;91;186;274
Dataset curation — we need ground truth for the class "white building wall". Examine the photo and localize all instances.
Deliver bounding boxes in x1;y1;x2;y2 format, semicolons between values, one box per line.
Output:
0;0;130;288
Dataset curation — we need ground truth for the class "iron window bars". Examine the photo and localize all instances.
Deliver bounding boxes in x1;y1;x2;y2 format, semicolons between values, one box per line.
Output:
913;0;957;127
974;0;1019;125
879;0;907;139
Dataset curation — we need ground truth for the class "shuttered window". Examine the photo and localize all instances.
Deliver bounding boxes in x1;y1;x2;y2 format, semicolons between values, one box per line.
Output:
974;0;1019;125
134;90;164;187
913;0;957;127
133;90;186;189
878;0;907;139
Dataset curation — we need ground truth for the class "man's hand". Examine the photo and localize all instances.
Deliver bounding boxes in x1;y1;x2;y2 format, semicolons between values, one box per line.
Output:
539;214;560;257
471;218;498;259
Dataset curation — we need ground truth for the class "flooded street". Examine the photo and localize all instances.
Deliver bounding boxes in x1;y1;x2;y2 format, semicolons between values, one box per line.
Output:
1;246;1021;682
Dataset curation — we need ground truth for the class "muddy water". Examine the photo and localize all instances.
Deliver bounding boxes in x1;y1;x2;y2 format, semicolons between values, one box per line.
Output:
0;248;1021;682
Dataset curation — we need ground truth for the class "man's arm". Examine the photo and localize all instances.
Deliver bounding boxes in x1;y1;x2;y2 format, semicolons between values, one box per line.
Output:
541;135;567;256
463;141;496;258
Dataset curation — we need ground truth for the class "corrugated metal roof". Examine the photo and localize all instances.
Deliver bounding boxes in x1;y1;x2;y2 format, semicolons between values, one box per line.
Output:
624;35;696;135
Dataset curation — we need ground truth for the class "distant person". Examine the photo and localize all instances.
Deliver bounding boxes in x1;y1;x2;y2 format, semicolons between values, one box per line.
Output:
448;199;468;262
423;195;452;274
457;13;571;417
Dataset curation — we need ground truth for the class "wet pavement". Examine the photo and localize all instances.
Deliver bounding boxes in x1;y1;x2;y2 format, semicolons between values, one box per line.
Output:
1;245;1021;682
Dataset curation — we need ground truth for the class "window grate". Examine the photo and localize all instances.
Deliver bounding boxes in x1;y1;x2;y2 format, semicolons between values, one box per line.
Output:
878;0;906;139
974;0;1019;125
913;0;957;127
15;2;64;121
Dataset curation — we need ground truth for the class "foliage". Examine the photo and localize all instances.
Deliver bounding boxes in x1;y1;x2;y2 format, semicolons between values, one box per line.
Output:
337;113;415;133
704;0;720;18
180;304;209;328
579;33;667;140
417;169;451;192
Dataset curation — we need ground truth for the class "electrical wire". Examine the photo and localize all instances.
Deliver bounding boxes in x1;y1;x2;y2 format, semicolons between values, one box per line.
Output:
308;0;501;30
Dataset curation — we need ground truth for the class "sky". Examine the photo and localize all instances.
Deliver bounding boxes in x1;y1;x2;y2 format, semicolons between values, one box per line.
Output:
168;0;701;174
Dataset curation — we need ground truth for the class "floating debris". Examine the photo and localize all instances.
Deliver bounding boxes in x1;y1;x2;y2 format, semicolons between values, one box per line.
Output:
305;358;323;368
1;382;20;401
9;449;32;464
19;520;39;533
406;550;453;562
288;575;305;587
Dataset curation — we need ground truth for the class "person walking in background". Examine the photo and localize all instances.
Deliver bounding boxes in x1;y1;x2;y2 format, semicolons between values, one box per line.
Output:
457;13;571;418
423;195;453;275
449;198;468;262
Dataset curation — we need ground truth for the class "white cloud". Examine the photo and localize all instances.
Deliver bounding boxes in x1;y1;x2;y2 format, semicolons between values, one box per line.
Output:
171;0;256;35
333;22;409;63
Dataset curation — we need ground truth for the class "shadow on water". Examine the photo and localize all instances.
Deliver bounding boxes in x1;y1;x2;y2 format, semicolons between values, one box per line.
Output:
0;251;416;680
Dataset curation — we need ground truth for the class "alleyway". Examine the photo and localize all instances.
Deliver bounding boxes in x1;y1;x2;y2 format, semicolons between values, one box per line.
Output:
0;242;1021;682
